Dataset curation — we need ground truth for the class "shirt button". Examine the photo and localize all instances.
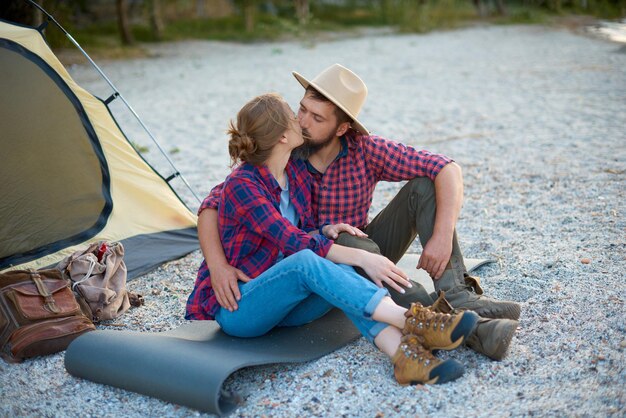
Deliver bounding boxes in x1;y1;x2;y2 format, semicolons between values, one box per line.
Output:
322;185;328;190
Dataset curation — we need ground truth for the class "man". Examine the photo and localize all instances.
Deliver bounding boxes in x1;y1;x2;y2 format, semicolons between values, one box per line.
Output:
198;64;519;360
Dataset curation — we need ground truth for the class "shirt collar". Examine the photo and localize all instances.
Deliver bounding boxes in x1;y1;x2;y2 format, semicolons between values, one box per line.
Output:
250;160;297;195
345;129;361;150
305;136;350;174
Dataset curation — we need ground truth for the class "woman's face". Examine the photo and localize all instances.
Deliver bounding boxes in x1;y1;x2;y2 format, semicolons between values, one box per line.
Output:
283;105;304;150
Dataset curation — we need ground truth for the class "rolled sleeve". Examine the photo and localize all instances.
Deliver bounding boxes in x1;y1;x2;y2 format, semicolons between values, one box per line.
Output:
198;182;224;215
311;234;333;258
365;136;453;182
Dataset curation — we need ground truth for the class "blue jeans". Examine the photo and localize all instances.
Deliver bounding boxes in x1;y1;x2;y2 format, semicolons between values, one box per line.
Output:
215;249;390;343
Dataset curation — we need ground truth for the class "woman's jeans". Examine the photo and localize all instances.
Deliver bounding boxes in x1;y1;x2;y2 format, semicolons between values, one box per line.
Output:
215;249;390;343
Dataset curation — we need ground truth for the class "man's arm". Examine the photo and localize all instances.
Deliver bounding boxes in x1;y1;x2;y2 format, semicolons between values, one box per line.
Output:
417;162;464;279
362;135;461;278
198;208;250;312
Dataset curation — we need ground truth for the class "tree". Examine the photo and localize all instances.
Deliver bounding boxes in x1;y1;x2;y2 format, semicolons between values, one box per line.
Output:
147;0;165;41
243;0;256;33
295;0;310;25
116;0;135;45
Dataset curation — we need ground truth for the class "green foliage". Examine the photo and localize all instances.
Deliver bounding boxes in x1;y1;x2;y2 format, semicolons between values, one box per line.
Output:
491;6;552;25
390;0;478;33
159;13;301;42
309;3;389;27
22;0;625;53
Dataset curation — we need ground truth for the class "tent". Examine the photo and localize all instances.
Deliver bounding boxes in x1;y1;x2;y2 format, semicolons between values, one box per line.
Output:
0;19;199;279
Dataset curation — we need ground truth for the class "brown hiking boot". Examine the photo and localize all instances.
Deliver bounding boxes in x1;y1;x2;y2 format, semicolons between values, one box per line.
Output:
434;255;521;320
430;291;518;360
392;334;465;385
403;302;479;350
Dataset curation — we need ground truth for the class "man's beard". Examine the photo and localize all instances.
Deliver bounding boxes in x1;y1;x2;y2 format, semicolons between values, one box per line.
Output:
292;128;335;160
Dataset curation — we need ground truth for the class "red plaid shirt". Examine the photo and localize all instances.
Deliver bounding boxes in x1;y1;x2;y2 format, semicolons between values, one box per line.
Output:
200;132;453;229
186;158;332;320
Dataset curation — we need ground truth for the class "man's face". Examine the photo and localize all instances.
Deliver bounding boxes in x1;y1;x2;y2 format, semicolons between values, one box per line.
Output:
297;92;340;153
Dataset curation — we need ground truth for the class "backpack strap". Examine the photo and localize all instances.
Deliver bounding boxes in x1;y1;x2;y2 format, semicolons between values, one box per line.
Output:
30;271;61;314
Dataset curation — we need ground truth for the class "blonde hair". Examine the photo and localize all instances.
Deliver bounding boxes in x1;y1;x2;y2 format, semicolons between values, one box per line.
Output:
228;93;291;166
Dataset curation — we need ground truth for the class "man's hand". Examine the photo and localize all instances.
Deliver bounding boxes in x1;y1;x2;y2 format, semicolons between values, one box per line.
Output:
322;223;368;240
209;263;251;312
360;253;412;294
417;233;452;280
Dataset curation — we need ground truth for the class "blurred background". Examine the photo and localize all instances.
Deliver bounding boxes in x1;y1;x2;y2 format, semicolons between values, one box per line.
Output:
1;0;624;57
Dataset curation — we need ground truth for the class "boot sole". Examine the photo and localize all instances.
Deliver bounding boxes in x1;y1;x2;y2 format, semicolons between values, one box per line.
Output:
486;320;518;361
397;360;465;386
429;311;479;351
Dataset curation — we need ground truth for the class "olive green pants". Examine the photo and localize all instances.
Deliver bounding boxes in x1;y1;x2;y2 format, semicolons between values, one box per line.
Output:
335;177;465;309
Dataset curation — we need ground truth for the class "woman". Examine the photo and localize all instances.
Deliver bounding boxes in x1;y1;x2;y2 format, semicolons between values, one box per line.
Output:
186;93;478;385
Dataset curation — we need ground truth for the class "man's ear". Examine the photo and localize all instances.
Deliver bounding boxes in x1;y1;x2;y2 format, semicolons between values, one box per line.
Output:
335;122;351;137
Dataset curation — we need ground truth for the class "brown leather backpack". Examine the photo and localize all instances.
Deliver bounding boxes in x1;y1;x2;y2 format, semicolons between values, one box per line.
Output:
0;269;95;363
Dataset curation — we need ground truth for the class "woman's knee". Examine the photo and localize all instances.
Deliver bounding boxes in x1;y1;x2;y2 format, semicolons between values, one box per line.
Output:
216;311;272;338
284;249;320;266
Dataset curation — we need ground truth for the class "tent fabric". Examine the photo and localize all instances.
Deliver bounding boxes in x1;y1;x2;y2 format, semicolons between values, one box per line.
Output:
0;20;198;278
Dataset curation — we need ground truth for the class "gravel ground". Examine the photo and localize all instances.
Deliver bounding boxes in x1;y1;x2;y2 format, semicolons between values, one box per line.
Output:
2;24;625;417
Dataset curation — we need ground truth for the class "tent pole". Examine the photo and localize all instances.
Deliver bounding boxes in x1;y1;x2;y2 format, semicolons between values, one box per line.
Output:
24;0;202;205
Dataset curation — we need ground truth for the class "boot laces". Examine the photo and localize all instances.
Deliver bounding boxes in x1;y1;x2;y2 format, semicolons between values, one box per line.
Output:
407;303;454;332
399;334;436;365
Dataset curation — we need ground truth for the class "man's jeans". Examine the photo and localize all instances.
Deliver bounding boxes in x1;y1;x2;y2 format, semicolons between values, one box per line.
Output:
215;249;390;343
336;177;466;308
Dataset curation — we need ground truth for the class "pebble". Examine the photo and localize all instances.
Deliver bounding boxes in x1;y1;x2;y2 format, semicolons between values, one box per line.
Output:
2;23;625;418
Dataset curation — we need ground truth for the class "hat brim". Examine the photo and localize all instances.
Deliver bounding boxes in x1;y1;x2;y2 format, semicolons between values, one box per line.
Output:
293;71;369;135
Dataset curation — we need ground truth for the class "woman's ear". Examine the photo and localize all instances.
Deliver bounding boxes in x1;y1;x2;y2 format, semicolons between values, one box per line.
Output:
278;132;289;144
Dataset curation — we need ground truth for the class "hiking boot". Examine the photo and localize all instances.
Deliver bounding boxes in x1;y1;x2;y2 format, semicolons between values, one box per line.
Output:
466;317;518;360
434;255;521;320
392;334;465;385
403;302;479;350
429;291;518;360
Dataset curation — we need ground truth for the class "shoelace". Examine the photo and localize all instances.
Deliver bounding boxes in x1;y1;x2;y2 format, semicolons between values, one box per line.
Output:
399;334;436;364
407;304;454;332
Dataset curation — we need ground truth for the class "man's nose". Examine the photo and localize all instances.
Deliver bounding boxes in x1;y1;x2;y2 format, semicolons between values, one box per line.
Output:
297;112;307;128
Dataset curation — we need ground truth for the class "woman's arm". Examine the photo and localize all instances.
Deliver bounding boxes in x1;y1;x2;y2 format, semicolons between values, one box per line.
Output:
198;209;250;312
325;244;411;293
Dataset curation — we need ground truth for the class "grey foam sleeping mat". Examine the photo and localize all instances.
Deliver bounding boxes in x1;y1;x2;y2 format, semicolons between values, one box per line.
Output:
64;256;492;415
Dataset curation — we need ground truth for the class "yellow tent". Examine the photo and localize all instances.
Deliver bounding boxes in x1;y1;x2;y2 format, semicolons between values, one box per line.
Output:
0;20;198;278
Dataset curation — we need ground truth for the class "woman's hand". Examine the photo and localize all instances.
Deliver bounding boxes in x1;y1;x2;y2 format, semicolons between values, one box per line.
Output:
322;223;368;240
359;252;412;294
209;262;251;312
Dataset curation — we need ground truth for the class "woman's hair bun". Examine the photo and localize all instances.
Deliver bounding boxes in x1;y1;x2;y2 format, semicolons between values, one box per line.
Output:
226;93;290;166
228;121;257;164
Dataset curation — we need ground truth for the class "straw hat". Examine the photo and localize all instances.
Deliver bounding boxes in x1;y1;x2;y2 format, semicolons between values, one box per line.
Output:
293;64;369;135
